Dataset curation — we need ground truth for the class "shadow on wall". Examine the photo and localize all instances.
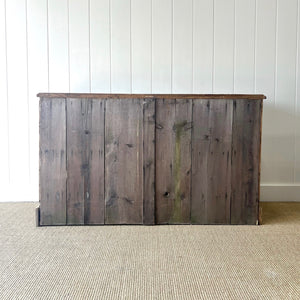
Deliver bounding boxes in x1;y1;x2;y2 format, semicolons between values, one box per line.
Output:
261;102;300;184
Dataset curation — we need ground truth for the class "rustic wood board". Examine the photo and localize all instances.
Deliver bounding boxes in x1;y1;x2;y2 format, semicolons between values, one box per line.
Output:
39;94;264;226
190;100;209;224
105;98;144;224
86;99;105;224
66;98;105;225
143;99;156;225
231;100;262;224
155;98;192;224
38;93;266;100
191;100;232;224
39;98;67;225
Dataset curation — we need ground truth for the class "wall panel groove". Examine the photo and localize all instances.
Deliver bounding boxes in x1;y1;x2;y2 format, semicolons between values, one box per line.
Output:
0;0;10;184
1;0;300;201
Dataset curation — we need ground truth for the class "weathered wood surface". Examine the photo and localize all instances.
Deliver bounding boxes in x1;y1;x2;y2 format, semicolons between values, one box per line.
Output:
39;98;67;225
143;99;156;225
37;93;266;100
86;99;105;224
191;100;233;224
39;95;264;226
156;99;192;224
231;100;262;224
66;98;105;225
105;98;144;224
191;100;209;224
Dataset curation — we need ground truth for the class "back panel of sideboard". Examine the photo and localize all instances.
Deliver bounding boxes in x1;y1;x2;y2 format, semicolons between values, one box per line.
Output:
39;95;263;225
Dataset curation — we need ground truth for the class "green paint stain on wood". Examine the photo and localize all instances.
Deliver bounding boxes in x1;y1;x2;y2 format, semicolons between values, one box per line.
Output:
105;127;114;145
170;121;187;223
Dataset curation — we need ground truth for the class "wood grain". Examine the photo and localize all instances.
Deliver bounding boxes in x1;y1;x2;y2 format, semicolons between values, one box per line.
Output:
156;98;192;224
105;98;143;224
66;98;85;225
191;100;232;224
39;95;264;226
66;98;105;225
231;99;262;224
37;93;266;100
39;97;67;225
191;100;209;224
143;98;156;225
85;99;105;224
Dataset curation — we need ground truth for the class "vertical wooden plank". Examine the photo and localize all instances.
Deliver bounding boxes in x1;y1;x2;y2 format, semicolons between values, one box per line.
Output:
191;100;209;223
234;0;255;93
66;98;105;225
256;0;276;184
255;0;276;102
85;99;105;224
272;0;297;183
296;1;300;183
207;100;232;224
111;0;131;93
214;0;235;93
131;0;151;93
40;98;66;225
231;100;262;225
27;0;48;203
105;98;143;224
191;100;232;224
0;0;9;188
155;99;175;224
143;98;155;225
193;0;214;93
90;0;110;92
173;0;193;93
48;0;69;91
6;0;30;190
69;0;90;92
156;99;192;224
66;98;85;224
152;0;172;93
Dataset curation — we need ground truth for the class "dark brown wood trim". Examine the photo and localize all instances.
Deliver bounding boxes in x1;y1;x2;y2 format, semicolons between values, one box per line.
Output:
37;93;266;100
258;99;264;225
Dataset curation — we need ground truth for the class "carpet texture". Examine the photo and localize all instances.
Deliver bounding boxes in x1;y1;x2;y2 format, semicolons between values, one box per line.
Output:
0;202;299;300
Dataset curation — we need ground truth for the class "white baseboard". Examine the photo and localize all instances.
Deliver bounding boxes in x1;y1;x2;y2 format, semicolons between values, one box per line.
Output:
260;184;300;202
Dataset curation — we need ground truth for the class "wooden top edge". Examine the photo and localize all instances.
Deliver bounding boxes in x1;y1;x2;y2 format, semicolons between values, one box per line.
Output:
37;93;266;100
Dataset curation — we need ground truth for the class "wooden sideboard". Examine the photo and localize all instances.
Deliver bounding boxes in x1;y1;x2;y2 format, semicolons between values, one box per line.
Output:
37;93;266;226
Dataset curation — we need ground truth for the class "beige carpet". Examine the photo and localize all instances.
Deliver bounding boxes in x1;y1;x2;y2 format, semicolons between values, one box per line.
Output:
0;202;299;300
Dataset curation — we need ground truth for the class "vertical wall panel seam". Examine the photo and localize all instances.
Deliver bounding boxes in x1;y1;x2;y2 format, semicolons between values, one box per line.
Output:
212;0;215;93
274;0;278;106
109;0;112;93
67;0;70;92
171;0;174;93
130;0;132;93
254;0;257;93
294;0;299;183
4;0;10;181
233;0;236;93
46;0;50;92
25;0;30;181
191;0;194;94
88;0;91;92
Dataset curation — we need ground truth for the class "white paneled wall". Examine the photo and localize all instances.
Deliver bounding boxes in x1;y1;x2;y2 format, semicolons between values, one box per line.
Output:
1;0;300;202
